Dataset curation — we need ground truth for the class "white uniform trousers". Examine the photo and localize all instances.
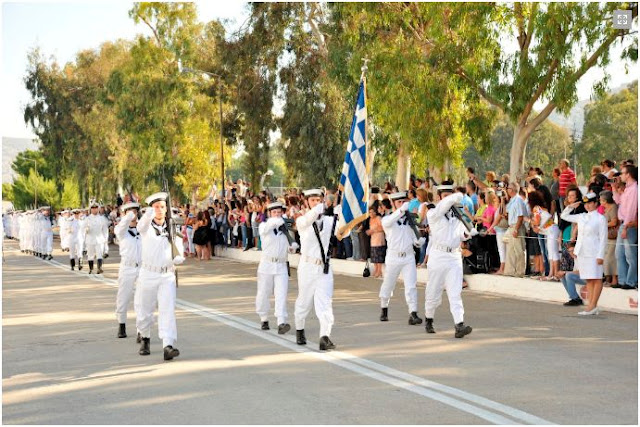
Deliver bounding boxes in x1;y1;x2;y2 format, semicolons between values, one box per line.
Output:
256;272;289;324
186;227;195;254
135;269;177;347
86;242;103;260
425;251;465;324
44;232;53;254
294;262;334;337
116;265;139;324
103;241;109;256
379;260;418;312
68;239;78;259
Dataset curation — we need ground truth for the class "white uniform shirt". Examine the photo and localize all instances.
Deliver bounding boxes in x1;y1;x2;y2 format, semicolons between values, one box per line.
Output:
114;211;142;265
85;214;108;245
61;216;77;241
560;208;607;259
296;203;338;273
427;193;469;251
258;217;290;275
381;208;418;262
137;208;184;269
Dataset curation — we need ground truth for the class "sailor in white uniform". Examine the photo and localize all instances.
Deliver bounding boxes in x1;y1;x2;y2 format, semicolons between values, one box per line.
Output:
84;202;109;274
59;210;72;252
61;210;80;270
424;182;476;338
294;188;341;351
135;192;184;360
378;191;426;325
256;201;297;333
114;202;142;339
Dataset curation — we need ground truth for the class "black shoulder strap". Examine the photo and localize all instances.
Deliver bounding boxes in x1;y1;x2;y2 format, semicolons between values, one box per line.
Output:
312;220;327;266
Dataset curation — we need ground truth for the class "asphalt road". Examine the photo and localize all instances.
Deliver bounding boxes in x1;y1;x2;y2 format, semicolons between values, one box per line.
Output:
2;238;638;424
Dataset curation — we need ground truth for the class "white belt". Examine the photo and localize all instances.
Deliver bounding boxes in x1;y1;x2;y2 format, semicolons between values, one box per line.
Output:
302;255;324;266
262;256;287;264
433;244;461;254
392;251;409;258
121;260;140;268
141;262;175;274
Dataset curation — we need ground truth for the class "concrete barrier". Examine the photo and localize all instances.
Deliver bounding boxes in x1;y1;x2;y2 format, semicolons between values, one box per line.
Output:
218;247;638;315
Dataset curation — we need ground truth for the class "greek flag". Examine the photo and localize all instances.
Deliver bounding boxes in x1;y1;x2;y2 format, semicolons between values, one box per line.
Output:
337;79;369;240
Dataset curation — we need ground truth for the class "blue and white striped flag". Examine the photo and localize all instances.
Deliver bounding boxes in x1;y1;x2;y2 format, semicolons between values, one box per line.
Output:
337;79;369;240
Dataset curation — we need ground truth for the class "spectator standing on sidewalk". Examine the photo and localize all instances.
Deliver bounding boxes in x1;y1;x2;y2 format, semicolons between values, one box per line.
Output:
504;182;527;277
558;159;577;208
599;190;618;287
612;165;638;289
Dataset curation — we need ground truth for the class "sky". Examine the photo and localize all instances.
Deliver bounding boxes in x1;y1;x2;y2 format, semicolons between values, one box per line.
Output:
1;1;638;140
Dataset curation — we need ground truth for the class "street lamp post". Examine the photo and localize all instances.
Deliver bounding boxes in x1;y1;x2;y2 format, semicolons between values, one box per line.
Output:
32;159;38;207
179;62;225;200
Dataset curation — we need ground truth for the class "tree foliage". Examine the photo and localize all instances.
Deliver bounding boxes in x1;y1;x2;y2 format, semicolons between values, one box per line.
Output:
579;80;638;176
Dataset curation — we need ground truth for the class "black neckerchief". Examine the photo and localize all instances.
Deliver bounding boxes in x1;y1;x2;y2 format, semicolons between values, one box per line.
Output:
151;220;167;237
128;226;139;238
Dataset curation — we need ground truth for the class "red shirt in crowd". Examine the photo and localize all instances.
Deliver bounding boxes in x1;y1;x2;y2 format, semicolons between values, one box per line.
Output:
559;167;576;197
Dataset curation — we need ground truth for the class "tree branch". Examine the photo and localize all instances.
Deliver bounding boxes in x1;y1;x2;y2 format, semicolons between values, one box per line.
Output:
137;13;163;47
522;58;558;119
456;68;506;110
527;101;556;132
569;30;623;85
523;3;538;53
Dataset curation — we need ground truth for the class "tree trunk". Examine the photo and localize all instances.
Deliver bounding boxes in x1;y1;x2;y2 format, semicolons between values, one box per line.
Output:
509;123;530;184
395;145;411;191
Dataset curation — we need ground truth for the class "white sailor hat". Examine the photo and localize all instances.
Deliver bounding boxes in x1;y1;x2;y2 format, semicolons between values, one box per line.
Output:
39;206;51;211
89;201;100;208
71;209;80;214
121;202;140;213
437;183;455;192
60;209;70;214
389;191;408;201
582;192;598;203
266;201;285;211
145;192;168;206
303;188;324;198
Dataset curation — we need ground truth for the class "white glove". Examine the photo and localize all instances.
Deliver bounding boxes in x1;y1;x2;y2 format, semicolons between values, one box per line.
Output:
313;203;325;214
399;202;410;213
414;237;426;247
172;255;185;265
144;207;154;218
452;193;464;203
270;217;285;228
125;211;135;221
469;228;479;237
288;242;299;253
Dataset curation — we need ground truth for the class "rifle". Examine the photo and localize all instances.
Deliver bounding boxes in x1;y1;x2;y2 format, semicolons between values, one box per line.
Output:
162;175;180;288
403;212;422;240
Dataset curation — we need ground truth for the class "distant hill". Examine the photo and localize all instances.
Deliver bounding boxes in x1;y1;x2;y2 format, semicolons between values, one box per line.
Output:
2;137;39;183
548;82;634;142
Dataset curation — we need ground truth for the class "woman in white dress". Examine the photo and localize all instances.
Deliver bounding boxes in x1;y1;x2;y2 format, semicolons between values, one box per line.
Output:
560;192;608;315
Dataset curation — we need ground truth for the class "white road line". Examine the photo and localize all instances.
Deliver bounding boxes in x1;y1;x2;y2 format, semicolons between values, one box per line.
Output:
17;254;553;424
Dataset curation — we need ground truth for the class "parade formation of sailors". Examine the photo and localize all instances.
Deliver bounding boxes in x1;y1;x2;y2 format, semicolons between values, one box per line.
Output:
135;192;184;361
424;182;474;338
255;201;297;334
114;201;142;340
378;191;426;325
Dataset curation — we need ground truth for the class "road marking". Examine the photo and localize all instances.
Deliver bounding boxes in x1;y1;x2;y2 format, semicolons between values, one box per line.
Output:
9;250;553;425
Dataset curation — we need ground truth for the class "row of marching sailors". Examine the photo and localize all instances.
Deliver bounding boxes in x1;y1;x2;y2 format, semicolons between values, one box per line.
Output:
4;207;54;259
57;202;110;274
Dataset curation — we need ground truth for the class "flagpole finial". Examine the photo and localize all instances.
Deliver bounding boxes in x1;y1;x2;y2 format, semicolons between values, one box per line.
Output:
361;57;370;78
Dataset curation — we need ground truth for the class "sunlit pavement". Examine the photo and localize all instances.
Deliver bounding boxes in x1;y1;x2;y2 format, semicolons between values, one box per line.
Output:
2;238;637;424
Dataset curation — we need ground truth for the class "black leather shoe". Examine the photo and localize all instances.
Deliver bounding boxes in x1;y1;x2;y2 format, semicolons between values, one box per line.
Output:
70;259;75;271
164;345;180;360
408;311;423;325
380;307;388;322
621;285;636;290
319;336;336;351
97;268;104;274
139;338;150;355
296;329;306;345
118;323;127;338
47;255;53;260
425;318;435;334
563;298;583;306
454;322;472;338
103;253;109;259
278;323;291;335
610;284;622;289
136;332;142;343
261;321;270;330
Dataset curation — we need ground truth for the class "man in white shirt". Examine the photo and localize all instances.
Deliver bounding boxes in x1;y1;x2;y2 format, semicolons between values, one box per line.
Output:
256;201;297;333
114;202;142;340
84;202;109;274
295;189;340;351
424;182;476;338
136;192;185;361
378;191;426;325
